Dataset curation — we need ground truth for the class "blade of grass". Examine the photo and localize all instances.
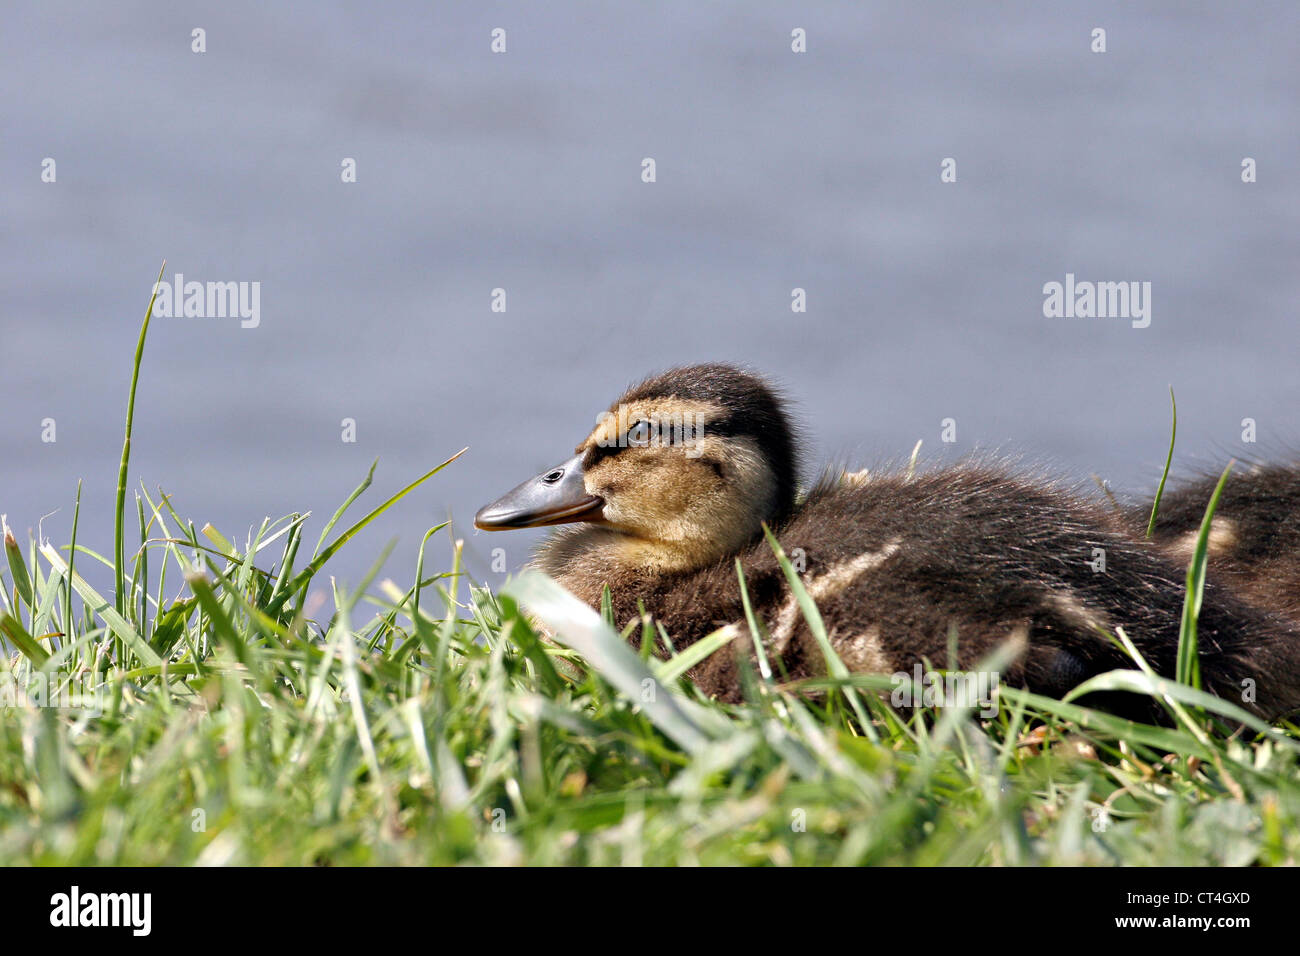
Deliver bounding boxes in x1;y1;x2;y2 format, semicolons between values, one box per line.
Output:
1064;668;1296;751
504;570;710;755
1145;386;1176;537
3;516;34;612
1;613;49;666
761;524;878;741
313;460;377;558
654;623;743;685
1177;460;1234;690
267;448;467;615
40;541;162;667
736;559;774;683
64;480;82;651
115;260;166;616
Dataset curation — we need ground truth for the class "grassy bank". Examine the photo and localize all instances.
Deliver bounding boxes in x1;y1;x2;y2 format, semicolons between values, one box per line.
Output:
2;285;1298;866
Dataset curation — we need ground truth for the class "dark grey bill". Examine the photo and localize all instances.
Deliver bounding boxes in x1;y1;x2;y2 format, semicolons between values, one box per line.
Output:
474;454;605;530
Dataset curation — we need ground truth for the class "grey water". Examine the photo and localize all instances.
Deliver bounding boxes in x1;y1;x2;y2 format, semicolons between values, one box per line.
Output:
2;1;1297;598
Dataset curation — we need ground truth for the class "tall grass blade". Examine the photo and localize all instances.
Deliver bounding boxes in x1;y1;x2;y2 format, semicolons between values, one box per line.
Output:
1145;386;1177;537
504;570;711;755
1176;460;1234;690
268;448;467;614
115;260;166;616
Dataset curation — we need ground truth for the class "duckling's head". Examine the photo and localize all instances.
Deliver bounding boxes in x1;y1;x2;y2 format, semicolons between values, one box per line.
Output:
475;363;800;573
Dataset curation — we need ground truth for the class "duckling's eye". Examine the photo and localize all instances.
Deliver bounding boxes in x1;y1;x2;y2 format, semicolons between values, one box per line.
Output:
627;420;652;447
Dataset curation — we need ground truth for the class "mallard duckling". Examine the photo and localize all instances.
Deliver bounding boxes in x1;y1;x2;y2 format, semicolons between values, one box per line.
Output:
1141;464;1300;625
476;364;1300;723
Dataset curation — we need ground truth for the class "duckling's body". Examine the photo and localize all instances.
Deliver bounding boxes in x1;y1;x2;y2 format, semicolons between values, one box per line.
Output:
477;364;1300;724
542;463;1300;722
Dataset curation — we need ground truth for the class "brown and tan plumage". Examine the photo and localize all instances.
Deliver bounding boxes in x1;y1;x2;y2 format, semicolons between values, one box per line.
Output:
1140;464;1300;626
476;364;1300;724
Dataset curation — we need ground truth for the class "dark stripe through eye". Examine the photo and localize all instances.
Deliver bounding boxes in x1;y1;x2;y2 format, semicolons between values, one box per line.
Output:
582;412;722;468
583;443;621;468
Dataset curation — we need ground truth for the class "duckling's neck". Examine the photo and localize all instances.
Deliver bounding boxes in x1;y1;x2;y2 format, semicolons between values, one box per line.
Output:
534;524;750;605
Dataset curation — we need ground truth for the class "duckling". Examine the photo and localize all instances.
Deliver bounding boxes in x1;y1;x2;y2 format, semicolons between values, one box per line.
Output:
476;364;1300;724
1139;464;1300;625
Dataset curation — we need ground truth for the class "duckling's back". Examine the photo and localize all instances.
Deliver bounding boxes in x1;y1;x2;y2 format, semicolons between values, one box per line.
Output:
1140;464;1300;625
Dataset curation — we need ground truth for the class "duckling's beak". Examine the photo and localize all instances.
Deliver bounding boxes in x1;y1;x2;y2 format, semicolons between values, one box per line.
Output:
475;454;605;530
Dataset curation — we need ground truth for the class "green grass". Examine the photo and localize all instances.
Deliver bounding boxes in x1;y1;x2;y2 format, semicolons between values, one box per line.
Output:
2;288;1299;866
